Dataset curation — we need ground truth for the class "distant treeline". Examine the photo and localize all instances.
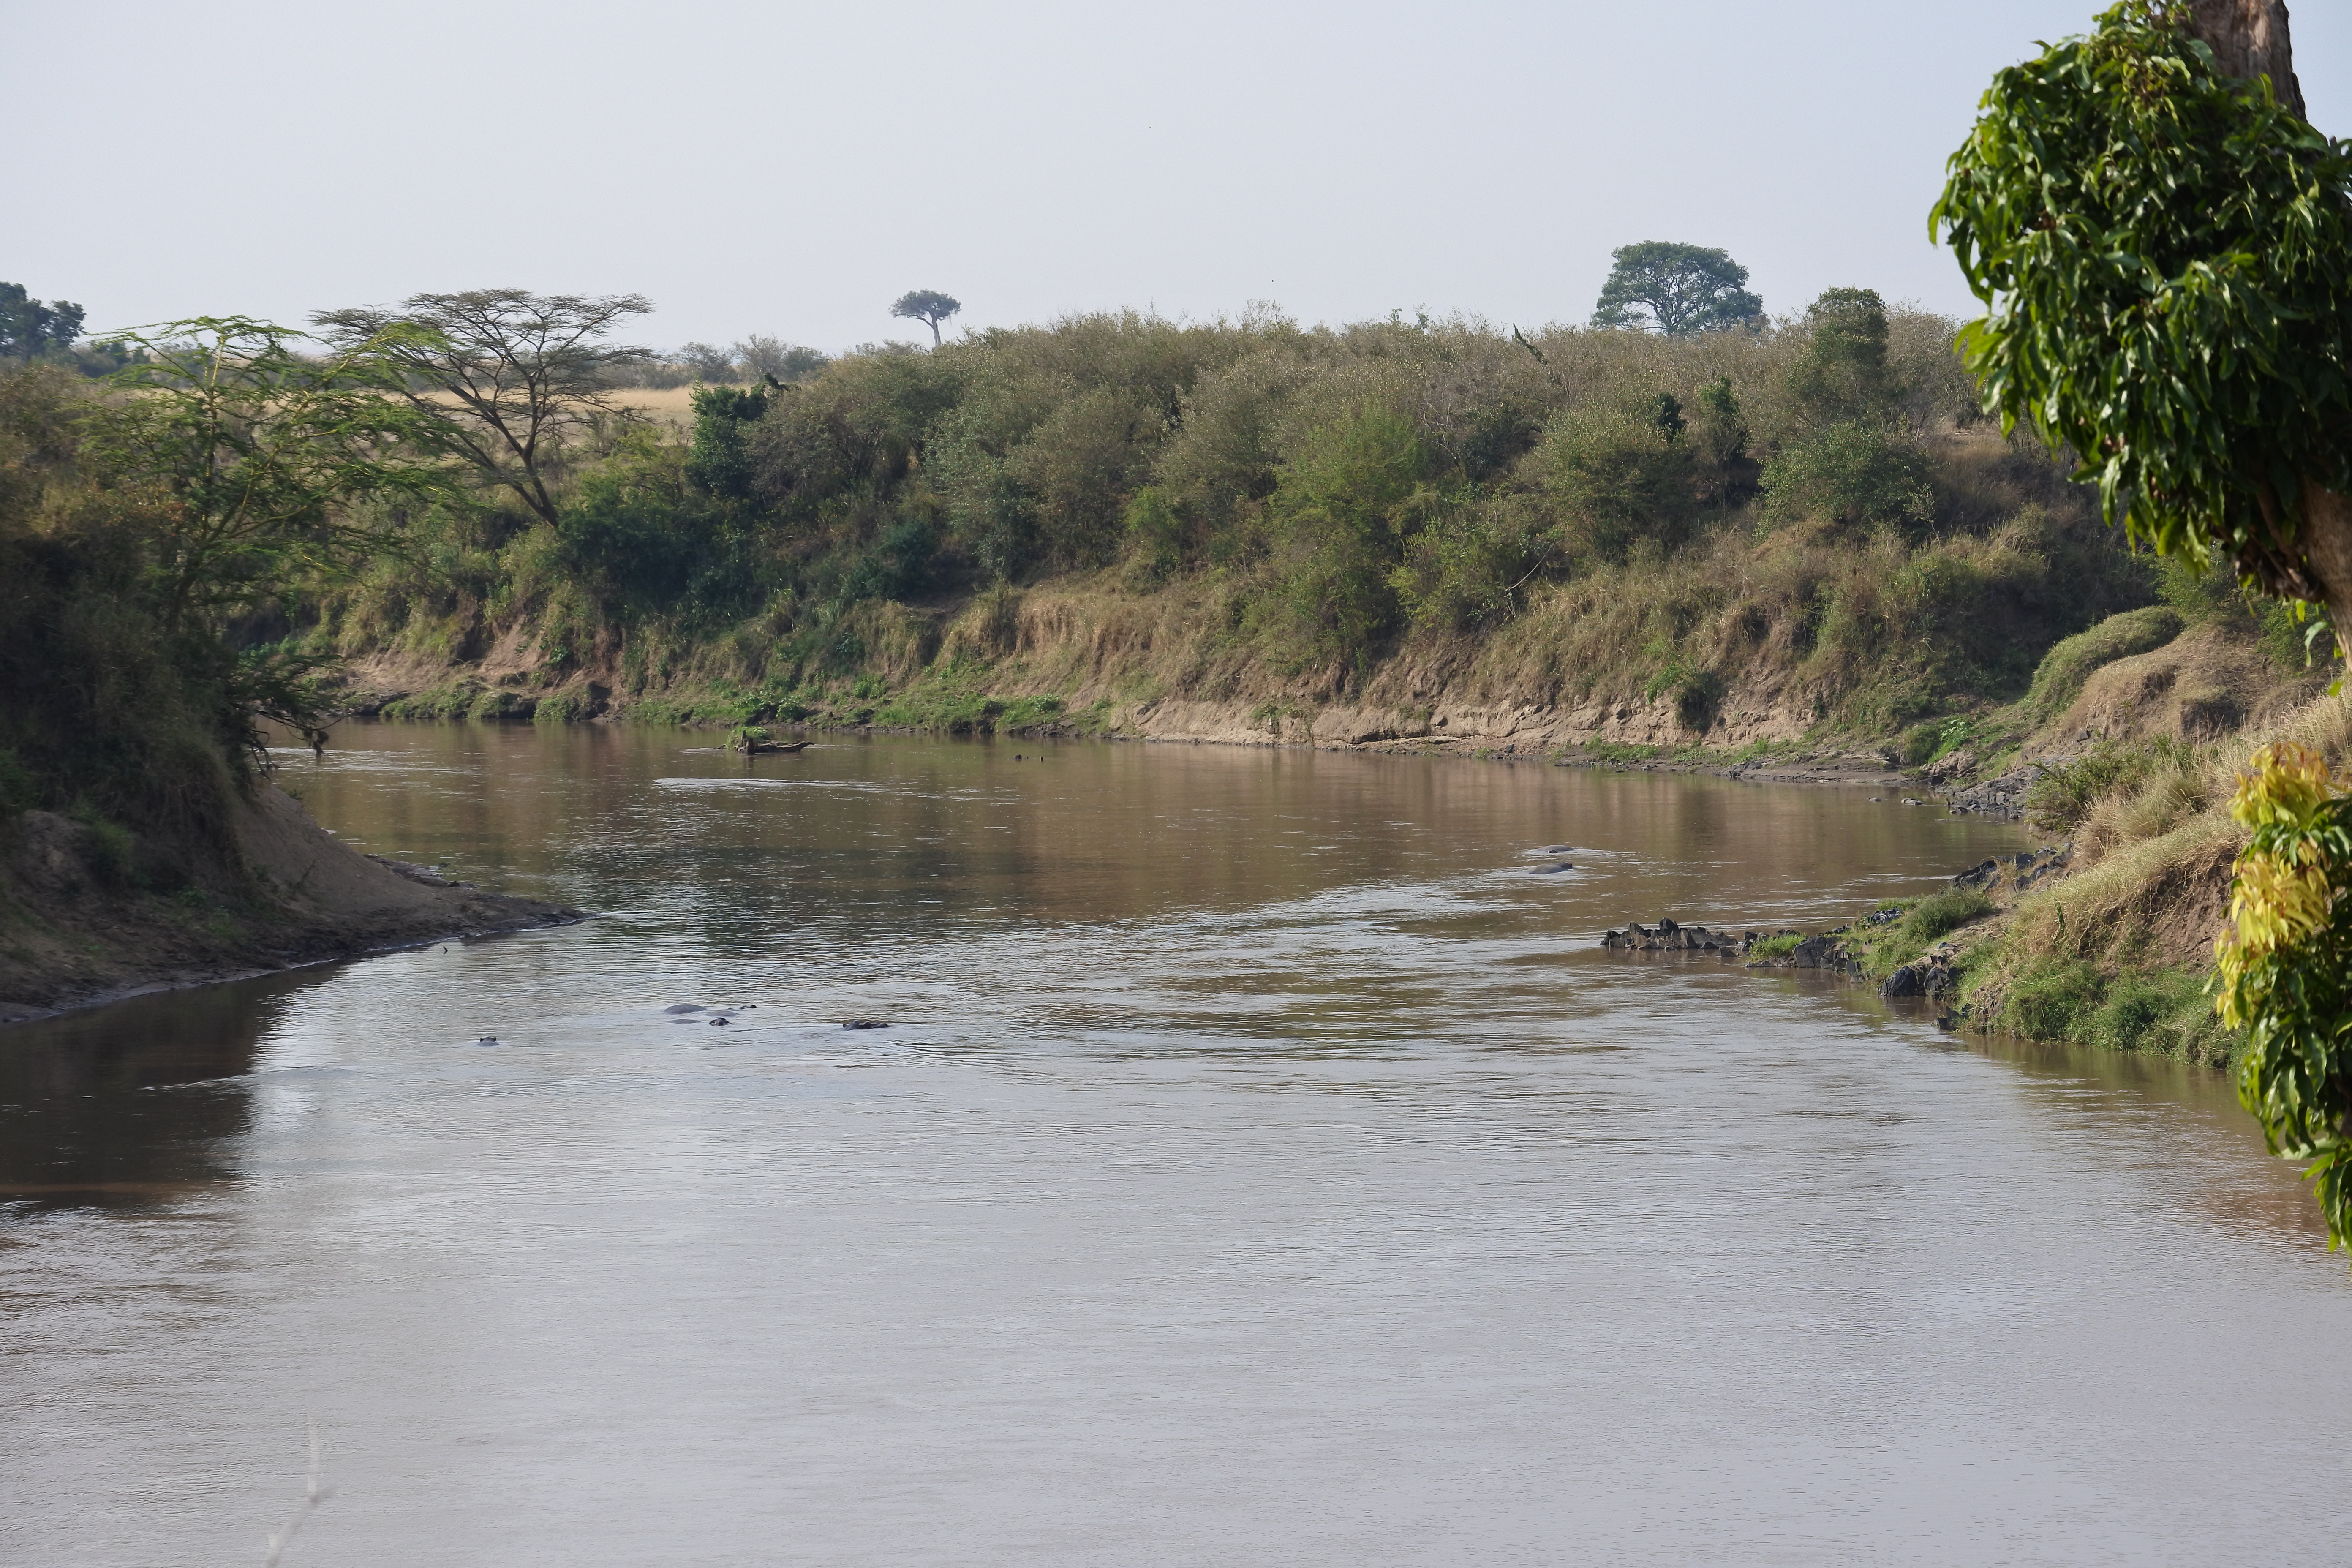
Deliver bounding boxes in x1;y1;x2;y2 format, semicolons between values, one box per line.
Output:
617;333;832;390
314;289;2167;732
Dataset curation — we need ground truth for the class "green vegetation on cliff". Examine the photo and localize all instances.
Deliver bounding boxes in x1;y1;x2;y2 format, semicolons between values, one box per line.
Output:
0;322;443;890
307;289;2155;738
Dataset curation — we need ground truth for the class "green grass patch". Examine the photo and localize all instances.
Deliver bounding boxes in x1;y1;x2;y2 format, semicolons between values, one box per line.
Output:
2019;606;2183;724
2023;735;2199;833
1580;740;1662;764
1983;953;2239;1067
1900;887;1995;945
1832;891;1994;979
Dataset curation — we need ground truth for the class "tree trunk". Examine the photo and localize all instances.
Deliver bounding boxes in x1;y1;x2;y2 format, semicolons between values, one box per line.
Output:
2295;482;2352;662
2186;3;2343;656
2188;0;2306;117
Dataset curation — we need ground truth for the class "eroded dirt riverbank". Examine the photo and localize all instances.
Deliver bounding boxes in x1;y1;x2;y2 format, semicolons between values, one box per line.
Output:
0;784;580;1024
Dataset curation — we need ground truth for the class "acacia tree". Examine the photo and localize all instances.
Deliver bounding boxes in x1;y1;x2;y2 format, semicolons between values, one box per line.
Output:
1937;0;2352;1250
889;290;961;347
311;289;654;526
1590;243;1762;335
82;317;453;752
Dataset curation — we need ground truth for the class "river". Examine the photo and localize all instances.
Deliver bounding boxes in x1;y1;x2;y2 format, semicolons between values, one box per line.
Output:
4;724;2349;1565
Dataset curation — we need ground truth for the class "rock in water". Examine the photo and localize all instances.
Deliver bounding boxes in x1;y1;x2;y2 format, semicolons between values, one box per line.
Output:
1529;862;1574;874
664;1003;705;1014
841;1019;889;1030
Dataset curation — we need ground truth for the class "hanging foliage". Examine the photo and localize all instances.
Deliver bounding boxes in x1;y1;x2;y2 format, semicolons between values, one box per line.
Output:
2215;744;2352;1250
1930;1;2352;597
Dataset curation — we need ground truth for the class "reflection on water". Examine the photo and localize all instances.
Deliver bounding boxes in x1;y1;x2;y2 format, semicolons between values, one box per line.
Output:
0;972;323;1206
3;725;2349;1568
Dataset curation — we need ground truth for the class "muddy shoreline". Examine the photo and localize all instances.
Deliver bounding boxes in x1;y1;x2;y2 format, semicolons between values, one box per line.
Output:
0;786;583;1027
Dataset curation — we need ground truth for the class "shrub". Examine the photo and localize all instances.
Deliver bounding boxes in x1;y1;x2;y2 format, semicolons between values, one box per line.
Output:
1899;887;1995;945
1534;400;1696;564
1759;419;1935;533
684;384;768;500
2025;736;2200;832
76;814;139;887
560;438;713;611
1121;486;1184;587
1900;715;1979;766
2087;968;2213;1057
1788;288;1895;424
1266;408;1427;671
1390;498;1541;632
1674;669;1726;732
2002;957;2104;1039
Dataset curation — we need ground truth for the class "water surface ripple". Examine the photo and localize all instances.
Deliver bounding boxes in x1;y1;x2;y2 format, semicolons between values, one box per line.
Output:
3;726;2347;1565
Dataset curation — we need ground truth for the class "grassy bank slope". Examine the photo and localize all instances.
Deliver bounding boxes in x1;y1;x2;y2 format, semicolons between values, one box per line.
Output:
1770;584;2340;1072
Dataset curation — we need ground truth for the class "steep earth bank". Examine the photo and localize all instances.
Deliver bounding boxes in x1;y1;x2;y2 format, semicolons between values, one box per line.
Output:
329;587;2327;1072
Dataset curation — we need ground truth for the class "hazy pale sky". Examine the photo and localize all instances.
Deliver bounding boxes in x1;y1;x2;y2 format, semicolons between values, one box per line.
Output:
10;0;2347;353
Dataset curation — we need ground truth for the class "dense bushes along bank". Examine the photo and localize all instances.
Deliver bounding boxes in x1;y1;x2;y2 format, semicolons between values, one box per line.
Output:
309;294;2195;738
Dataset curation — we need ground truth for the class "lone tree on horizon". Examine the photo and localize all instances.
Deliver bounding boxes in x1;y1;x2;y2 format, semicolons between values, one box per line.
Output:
1590;243;1763;335
890;289;961;346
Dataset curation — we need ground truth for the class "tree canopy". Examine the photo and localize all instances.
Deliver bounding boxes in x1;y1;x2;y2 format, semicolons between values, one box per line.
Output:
1938;0;2352;1258
85;318;450;629
1590;243;1762;336
736;335;830;384
311;289;654;526
1932;0;2352;621
0;284;84;360
890;290;962;346
79;317;454;751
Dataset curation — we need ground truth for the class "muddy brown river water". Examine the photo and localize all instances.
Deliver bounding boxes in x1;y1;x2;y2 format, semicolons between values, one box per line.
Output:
5;724;2350;1565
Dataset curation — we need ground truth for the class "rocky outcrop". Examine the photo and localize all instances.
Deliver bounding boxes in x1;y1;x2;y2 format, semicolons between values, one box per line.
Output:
1951;845;2071;895
1941;763;2038;819
1880;945;1962;1002
1598;918;1866;975
1601;918;1753;955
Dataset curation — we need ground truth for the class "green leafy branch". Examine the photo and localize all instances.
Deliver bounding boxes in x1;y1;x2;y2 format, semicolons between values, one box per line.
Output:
1931;1;2352;597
